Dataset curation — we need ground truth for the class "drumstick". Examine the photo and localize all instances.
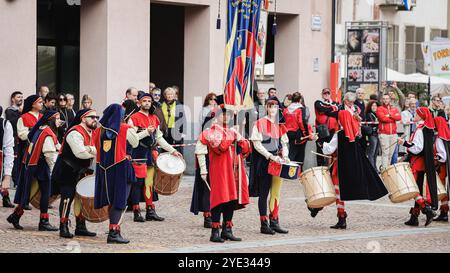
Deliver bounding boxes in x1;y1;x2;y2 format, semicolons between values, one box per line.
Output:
300;133;318;141
118;206;128;226
383;134;407;152
62;198;69;219
311;150;332;159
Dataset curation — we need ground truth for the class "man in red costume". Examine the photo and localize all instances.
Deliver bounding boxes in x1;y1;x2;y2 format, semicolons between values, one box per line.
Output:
195;106;251;243
433;116;450;222
398;107;437;227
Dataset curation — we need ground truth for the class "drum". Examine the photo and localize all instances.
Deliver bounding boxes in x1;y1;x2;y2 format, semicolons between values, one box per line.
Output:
268;161;301;180
75;175;109;223
154;153;186;196
299;167;336;208
424;174;448;201
30;179;59;209
381;163;419;203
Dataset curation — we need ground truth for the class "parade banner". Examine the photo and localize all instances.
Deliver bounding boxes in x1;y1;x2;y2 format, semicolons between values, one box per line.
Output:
224;0;263;110
254;8;268;80
422;38;450;75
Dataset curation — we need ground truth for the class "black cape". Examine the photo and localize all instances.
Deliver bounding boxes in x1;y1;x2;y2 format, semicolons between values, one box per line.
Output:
337;131;388;201
190;157;211;215
422;128;438;209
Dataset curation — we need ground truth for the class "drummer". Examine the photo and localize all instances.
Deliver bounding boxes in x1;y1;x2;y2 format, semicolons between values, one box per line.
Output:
52;108;98;238
317;110;387;229
249;99;290;235
92;104;140;244
398;107;437;227
128;93;182;223
7;110;62;231
195;105;251;243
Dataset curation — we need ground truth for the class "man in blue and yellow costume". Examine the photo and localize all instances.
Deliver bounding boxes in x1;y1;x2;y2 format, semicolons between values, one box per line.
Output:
93;104;139;244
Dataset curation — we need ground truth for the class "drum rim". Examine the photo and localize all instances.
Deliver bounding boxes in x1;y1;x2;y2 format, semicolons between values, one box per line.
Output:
156;152;186;175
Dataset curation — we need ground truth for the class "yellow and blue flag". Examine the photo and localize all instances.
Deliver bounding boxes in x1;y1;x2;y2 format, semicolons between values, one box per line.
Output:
223;0;263;110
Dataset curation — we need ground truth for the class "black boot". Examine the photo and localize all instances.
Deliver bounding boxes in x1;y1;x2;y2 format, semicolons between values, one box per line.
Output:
210;228;225;243
270;218;289;234
260;220;275;235
330;213;347;229
145;207;164;221
221;223;242;241
107;229;130;244
405;208;419;227
7;213;23;230
434;211;449;222
38;218;58;231
308;207;323;218
2;196;14;208
59;221;74;239
204;216;212;228
133;210;145;222
422;206;436;227
75;218;96;237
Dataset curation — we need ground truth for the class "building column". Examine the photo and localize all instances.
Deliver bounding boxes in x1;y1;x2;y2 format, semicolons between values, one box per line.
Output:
0;0;37;102
80;0;150;110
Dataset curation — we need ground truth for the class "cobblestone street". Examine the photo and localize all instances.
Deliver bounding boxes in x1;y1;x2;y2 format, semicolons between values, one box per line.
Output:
0;176;448;253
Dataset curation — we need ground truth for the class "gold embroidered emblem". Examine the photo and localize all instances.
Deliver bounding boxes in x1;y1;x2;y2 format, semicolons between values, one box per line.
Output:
103;140;112;152
288;166;297;178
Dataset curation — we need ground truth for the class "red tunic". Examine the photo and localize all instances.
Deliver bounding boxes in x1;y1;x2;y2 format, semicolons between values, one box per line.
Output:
21;112;42;128
129;111;160;178
93;123;131;166
60;125;93;154
199;124;251;210
25;127;58;166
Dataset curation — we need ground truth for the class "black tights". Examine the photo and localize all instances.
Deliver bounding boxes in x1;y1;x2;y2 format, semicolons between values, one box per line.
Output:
58;185;76;218
211;201;235;224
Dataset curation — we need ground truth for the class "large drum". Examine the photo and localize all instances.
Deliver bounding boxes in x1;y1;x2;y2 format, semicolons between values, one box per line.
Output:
381;163;419;203
154;152;186;196
423;174;448;201
300;167;336;209
75;175;109;223
30;179;59;209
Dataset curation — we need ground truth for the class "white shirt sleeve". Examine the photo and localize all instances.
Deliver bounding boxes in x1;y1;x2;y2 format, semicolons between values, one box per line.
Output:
2;121;15;176
128;118;150;140
407;128;424;155
66;131;95;160
436;138;447;163
401;111;411;125
281;133;289;159
250;125;273;160
322;134;338;155
17;117;29;141
42;136;58;172
155;127;176;154
126;127;140;149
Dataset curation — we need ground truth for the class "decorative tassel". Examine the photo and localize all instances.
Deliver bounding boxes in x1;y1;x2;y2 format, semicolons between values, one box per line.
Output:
216;0;221;30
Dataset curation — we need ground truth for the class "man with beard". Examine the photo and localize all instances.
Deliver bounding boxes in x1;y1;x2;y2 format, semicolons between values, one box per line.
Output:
128;93;182;222
52;109;99;238
7;111;62;231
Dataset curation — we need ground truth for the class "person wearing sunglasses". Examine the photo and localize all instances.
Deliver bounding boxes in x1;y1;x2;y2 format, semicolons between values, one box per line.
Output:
52;109;99;239
57;94;75;143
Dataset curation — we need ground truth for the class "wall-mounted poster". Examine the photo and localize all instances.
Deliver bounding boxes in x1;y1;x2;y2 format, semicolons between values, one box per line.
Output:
347;30;362;53
348;69;363;82
364;69;379;82
362;29;380;53
346;24;383;94
348;54;363;68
